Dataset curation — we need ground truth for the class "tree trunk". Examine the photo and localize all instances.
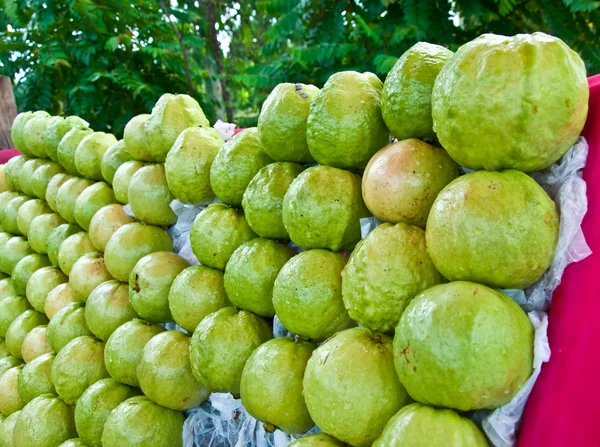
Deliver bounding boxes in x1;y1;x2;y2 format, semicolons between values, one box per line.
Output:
0;76;17;149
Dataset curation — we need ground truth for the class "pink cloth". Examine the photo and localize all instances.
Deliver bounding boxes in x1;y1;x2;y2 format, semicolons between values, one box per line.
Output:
0;148;21;164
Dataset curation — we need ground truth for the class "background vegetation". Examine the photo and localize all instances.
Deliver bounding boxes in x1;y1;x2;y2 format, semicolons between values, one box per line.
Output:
1;0;599;135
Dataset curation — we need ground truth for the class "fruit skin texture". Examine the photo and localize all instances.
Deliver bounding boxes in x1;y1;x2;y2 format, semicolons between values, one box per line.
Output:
74;378;137;447
273;249;353;341
104;222;173;282
2;196;30;235
394;281;534;411
85;280;139;341
381;43;453;141
137;331;210;411
0;366;24;415
47;224;82;268
57;128;94;175
101;140;132;184
168;265;231;333
57;231;95;275
11;111;50;155
0;276;16;300
13;394;77;447
241;337;316;434
0;410;20;447
44;283;77;319
46;173;71;212
288;434;345;447
426;170;559;289
19;158;46;196
47;302;93;353
88;204;135;252
12;254;52;296
342;223;442;333
68;252;113;302
307;71;389;169
0;296;31;338
4;156;28;191
257;83;320;163
190;203;257;270
101;396;184;447
74;132;118;180
26;266;68;312
129;252;189;323
22;115;57;158
190;307;273;393
56;177;95;224
432;32;589;172
242;162;304;240
28;213;66;254
31;161;65;199
112;160;144;204
372;403;488;447
51;336;108;405
20;325;52;362
128;164;177;226
74;182;117;230
5;310;48;360
0;236;33;275
123;114;154;162
104;319;165;387
165;127;224;204
303;327;409;447
44;116;89;162
283;166;369;251
17;353;55;404
58;439;87;447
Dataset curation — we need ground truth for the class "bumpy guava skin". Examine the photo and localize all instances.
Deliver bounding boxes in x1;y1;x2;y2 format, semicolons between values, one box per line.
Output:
11;111;50;156
17;353;55;404
20;325;52;362
0;366;24;415
0;236;33;274
123;114;154;162
85;280;139;341
56;177;95;224
4;155;28;191
57;232;95;275
12;254;52;296
68;252;113;302
31;161;65;199
57;128;94;175
88;204;135;252
5;310;48;360
28;214;66;254
17;198;51;236
44;283;77;319
18;159;45;196
46;173;71;212
22;115;56;158
101;140;132;184
74;182;117;231
0;410;20;447
75;132;118;180
44;116;89;162
26;266;68;312
128;164;177;226
112;161;144;204
47;302;93;353
0;296;30;338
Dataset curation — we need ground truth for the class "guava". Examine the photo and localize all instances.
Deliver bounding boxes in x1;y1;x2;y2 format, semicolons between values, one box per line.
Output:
112;160;144;204
74;378;137;447
0;191;19;215
11;111;50;156
44;283;77;319
0;277;16;301
0;296;31;338
0;167;6;194
0;410;20;447
104;319;165;387
46;224;83;267
282;166;368;251
104;222;173;282
58;439;88;447
44;115;89;162
101;396;184;447
56;177;95;223
209;128;273;206
307;71;389;169
242;162;304;239
85;280;139;341
13;394;77;447
382;43;453;141
20;325;52;362
190;307;273;393
74;132;118;180
289;434;345;447
123;114;154;162
28;213;66;254
31;161;65;199
45;173;72;212
258;83;320;163
0;366;23;415
241;337;316;434
426;170;559;289
47;302;92;353
51;335;108;405
88;204;135;251
22;115;58;158
0;339;8;359
128;164;176;225
4;155;28;191
74;182;117;230
372;403;488;447
395;281;534;411
5;310;48;360
129;251;189;323
0;236;33;275
168;265;230;333
12;254;52;296
273;249;353;341
26;266;68;312
432;33;588;172
69;252;113;302
58;232;95;275
57;128;94;175
101;140;132;184
2;196;31;235
17;198;51;236
144;93;210;162
0;356;21;376
190;203;257;270
17;353;55;404
224;239;293;317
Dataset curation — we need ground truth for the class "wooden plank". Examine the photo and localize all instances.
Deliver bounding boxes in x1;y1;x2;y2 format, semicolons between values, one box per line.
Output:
0;76;17;149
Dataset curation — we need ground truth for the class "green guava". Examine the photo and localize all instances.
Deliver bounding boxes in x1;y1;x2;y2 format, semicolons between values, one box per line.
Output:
44;116;89;162
17;353;55;404
47;302;93;353
0;296;31;338
104;222;173;282
0;236;33;274
0;366;23;415
101;140;132;184
164;127;224;204
168;265;231;333
46;224;83;267
0;277;16;301
426;170;559;289
129;251;189;323
307;71;389;169
209;128;273;207
68;252;113;302
12;254;52;296
0;410;20;447
31;161;65;199
282;166;368;251
74;182;117;230
0;356;21;376
26;266;68;312
5;310;48;360
224;238;293;317
11;111;50;155
58;232;95;276
241;337;316;434
273;249;353;341
112;161;144;204
432;32;589;172
45;173;72;212
303;327;409;447
0;168;6;194
104;319;165;387
23;115;61;158
51;335;108;405
0;191;19;215
144;93;210;162
258;83;320;163
4;156;28;191
242;162;304;239
189;307;273;393
20;325;52;363
44;283;77;319
382;43;453;141
74;378;137;447
394;281;534;411
88;204;135;251
28;213;66;254
18;159;45;196
289;434;346;447
2;196;31;235
372;403;488;447
85;280;139;341
101;396;184;447
128;164;176;226
57;128;94;175
123;114;154;162
17;199;51;236
74;132;118;180
190;203;257;270
0;338;8;359
137;330;210;411
56;177;95;223
13;394;77;447
58;439;88;447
